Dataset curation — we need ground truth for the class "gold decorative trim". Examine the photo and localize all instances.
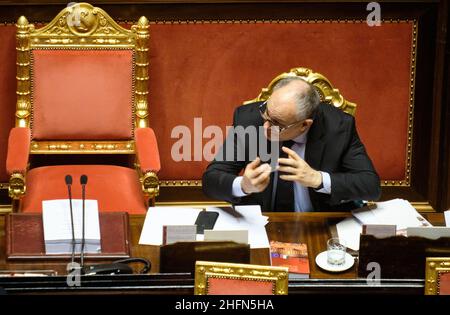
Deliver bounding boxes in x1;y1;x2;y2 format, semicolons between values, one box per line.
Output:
425;257;450;295
141;171;160;199
155;201;230;207
132;16;150;129
411;201;435;213
8;172;26;200
4;18;413;26
159;180;202;187
147;19;412;25
0;205;12;215
244;66;356;116
30;140;135;154
194;261;288;295
0;183;9;190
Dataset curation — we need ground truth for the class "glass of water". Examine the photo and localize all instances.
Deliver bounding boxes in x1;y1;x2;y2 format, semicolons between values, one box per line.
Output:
327;238;346;266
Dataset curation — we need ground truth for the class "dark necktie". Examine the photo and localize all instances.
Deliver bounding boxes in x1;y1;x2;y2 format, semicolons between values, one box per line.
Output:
271;140;295;211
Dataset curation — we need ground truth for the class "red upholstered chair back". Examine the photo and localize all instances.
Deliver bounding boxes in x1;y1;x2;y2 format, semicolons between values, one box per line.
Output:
194;261;288;295
15;2;150;154
31;49;134;140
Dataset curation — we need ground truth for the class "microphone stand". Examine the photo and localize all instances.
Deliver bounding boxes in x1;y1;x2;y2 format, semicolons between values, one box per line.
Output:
80;175;88;270
65;175;76;269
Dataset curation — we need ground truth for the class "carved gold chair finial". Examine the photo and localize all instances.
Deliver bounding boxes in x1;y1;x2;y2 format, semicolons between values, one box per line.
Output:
245;67;357;116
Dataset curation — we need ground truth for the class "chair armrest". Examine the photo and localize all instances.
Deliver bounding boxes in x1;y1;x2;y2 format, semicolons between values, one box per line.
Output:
135;127;161;173
6;127;31;175
135;127;161;199
6;127;31;200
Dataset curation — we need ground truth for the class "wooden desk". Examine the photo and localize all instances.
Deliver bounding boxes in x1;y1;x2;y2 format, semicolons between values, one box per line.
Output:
0;212;445;294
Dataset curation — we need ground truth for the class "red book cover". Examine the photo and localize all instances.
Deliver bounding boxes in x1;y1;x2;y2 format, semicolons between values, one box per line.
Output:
270;241;310;277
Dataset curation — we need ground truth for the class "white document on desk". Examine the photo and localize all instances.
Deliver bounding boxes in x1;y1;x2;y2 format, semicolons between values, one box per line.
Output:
42;199;101;254
445;210;450;227
138;207;202;245
352;199;431;230
206;205;270;249
336;217;362;251
138;205;269;248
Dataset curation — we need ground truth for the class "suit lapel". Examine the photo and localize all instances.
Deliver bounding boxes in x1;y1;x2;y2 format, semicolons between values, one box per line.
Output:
305;108;325;170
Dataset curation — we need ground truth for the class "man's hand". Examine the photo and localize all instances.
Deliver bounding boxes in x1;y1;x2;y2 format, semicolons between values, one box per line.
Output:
278;146;322;188
241;157;271;194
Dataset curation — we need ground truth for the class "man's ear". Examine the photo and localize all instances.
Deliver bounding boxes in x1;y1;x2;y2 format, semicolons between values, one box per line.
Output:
301;119;314;130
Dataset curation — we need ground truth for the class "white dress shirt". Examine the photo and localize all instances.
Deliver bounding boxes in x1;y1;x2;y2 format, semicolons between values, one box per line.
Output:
232;131;331;212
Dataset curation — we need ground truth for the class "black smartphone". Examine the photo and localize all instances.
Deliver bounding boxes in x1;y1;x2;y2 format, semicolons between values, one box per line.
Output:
195;211;219;234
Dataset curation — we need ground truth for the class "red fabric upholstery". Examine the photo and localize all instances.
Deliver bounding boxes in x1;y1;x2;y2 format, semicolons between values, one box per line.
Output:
135;127;161;172
31;49;133;140
6;127;31;175
439;272;450;295
207;277;274;295
0;25;17;182
20;165;147;214
147;22;413;181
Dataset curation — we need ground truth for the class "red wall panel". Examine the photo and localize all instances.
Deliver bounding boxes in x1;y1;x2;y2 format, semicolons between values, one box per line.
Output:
147;21;412;181
0;21;413;184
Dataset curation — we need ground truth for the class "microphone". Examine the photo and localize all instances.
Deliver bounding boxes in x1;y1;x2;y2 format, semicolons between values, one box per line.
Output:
64;175;76;269
80;175;88;270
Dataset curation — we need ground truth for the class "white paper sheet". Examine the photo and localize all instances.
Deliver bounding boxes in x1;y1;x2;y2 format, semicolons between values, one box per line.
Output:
42;199;101;254
336;217;363;251
138;205;270;249
207;205;270;249
138;207;202;245
445;210;450;227
42;199;100;242
352;199;431;230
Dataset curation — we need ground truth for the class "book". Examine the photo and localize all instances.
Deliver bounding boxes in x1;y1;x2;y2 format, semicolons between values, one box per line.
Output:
269;241;310;279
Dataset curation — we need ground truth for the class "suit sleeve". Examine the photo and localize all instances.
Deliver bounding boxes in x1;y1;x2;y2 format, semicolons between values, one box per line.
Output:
328;117;381;204
202;108;247;203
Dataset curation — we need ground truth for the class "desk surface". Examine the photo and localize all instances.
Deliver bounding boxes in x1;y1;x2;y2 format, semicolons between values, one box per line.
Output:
0;211;445;294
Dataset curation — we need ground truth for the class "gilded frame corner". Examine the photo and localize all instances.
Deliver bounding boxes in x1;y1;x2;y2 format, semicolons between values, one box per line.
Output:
425;257;450;295
194;261;288;295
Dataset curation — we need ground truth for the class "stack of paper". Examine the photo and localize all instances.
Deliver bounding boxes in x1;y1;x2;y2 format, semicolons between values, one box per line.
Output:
352;199;431;230
335;199;432;251
42;199;101;255
138;205;270;248
207;205;270;248
138;207;202;246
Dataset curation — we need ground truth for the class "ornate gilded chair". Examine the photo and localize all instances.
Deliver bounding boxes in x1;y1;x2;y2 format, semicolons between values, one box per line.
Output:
244;67;356;116
6;3;160;214
194;261;288;295
425;257;450;295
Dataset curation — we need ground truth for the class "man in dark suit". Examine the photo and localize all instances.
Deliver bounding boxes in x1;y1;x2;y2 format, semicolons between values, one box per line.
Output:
202;77;381;211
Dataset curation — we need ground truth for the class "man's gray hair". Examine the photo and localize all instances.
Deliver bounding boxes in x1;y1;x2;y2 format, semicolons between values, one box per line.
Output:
272;77;321;120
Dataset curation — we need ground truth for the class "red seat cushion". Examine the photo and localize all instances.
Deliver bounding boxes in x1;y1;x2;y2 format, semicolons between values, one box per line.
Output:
20;165;147;214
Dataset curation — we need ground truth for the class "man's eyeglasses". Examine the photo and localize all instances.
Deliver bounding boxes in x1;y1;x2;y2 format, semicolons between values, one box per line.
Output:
258;100;303;133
